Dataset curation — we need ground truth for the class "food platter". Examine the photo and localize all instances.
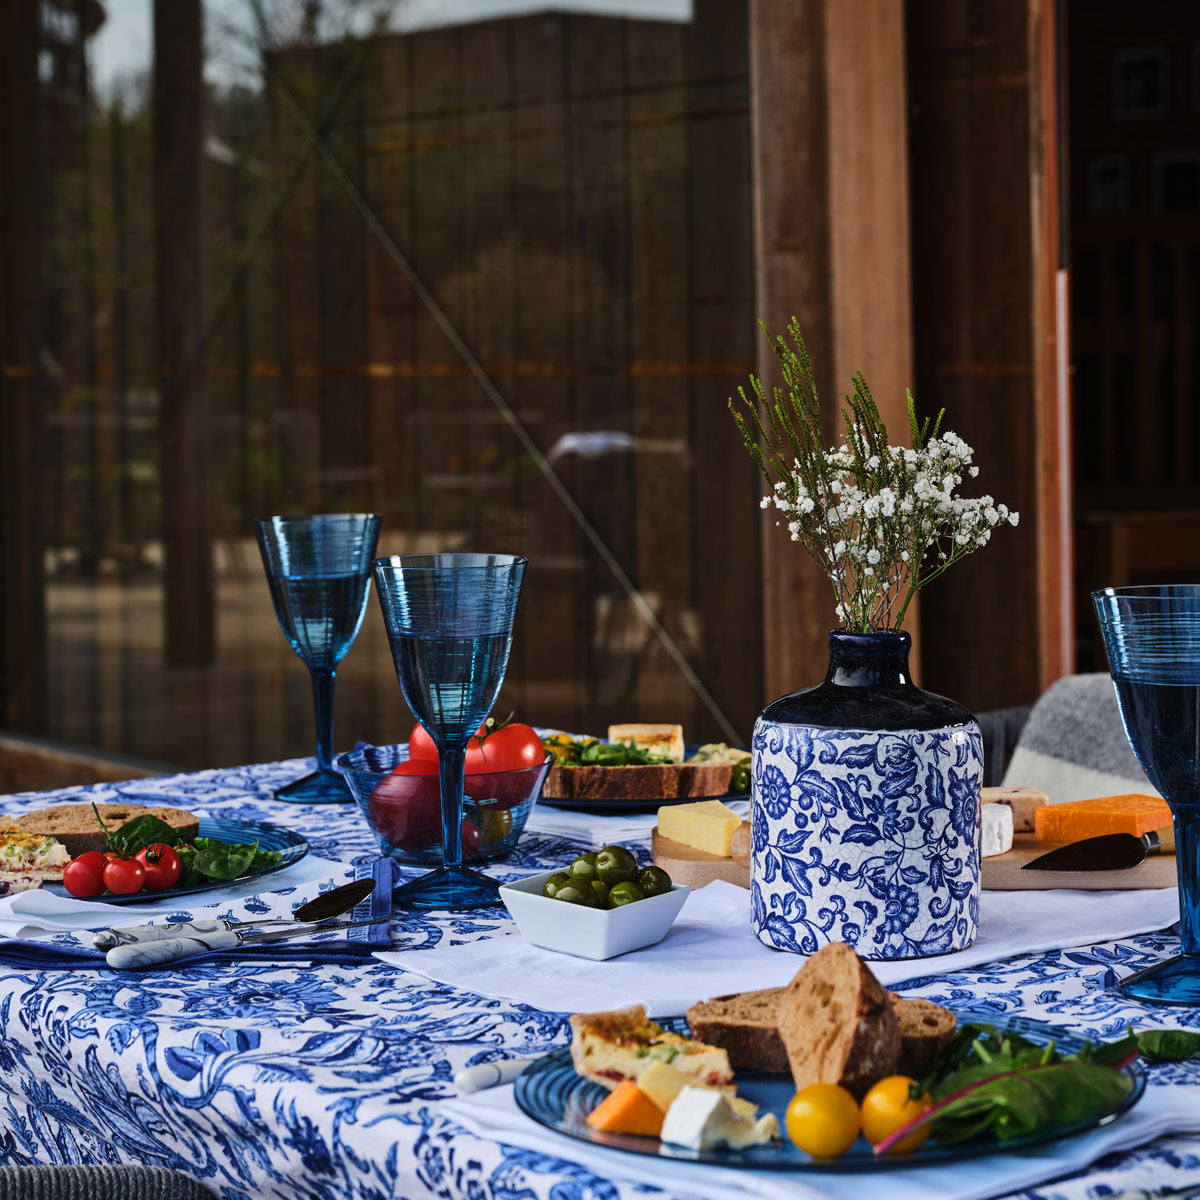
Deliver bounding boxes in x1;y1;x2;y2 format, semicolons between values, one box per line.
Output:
44;816;308;905
514;1012;1146;1171
535;738;749;815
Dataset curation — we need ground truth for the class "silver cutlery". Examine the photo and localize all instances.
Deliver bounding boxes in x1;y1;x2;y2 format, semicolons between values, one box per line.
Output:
104;912;390;970
453;1056;540;1093
92;877;376;950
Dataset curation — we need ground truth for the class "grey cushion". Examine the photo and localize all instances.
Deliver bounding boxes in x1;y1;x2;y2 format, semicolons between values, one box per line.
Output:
1000;673;1157;805
976;705;1031;786
0;1166;215;1200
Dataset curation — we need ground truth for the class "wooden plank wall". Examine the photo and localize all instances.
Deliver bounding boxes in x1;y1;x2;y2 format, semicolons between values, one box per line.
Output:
18;9;762;768
906;0;1068;711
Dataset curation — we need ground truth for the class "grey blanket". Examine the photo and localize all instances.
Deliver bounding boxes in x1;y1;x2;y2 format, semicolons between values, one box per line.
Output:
1000;673;1160;805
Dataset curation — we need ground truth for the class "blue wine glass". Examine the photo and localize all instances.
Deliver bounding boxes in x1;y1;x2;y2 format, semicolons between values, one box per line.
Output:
255;513;381;804
1094;584;1200;1005
372;552;527;909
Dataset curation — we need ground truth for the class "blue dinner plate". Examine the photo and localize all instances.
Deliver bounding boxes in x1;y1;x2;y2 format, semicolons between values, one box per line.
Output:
514;1011;1147;1170
46;816;309;905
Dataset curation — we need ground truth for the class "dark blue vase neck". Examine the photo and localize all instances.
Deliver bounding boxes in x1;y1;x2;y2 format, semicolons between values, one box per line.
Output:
760;629;975;733
826;631;912;688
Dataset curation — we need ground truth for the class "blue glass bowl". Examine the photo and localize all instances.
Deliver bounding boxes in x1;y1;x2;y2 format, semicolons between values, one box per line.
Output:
337;744;551;865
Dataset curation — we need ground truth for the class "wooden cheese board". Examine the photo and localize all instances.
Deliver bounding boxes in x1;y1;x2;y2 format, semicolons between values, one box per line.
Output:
652;828;1177;892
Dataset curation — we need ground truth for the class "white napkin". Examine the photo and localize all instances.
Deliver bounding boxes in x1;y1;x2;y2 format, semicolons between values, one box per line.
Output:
444;1082;1200;1200
0;854;345;939
376;880;1181;1015
525;800;749;845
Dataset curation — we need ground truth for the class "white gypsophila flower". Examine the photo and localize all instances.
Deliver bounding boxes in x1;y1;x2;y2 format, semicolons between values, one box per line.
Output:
866;455;880;470
900;550;910;562
863;566;874;577
760;496;772;509
866;548;881;565
788;521;801;536
969;465;980;478
1009;511;1020;527
774;480;786;492
799;496;815;514
833;540;847;556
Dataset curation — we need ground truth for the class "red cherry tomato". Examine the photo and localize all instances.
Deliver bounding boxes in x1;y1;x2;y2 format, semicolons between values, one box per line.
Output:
135;843;182;892
407;723;438;762
461;820;482;857
63;851;108;898
103;857;145;896
367;773;484;860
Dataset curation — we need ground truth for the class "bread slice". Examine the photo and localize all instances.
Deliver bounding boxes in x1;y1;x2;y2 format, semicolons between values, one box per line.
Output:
776;942;900;1099
568;1005;733;1092
686;988;786;1071
14;803;200;858
607;723;684;763
543;761;731;801
889;993;957;1075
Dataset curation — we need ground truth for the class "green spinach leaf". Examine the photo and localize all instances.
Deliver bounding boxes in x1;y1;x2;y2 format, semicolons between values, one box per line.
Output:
1132;1029;1200;1062
109;815;183;858
189;837;259;881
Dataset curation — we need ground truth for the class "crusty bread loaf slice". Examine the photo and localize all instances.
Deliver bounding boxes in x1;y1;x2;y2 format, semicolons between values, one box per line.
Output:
776;942;900;1099
686;988;786;1071
889;992;957;1075
689;980;954;1086
542;760;731;801
14;803;199;858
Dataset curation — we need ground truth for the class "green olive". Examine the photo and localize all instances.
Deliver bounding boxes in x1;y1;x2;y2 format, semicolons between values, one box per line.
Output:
590;879;611;907
607;880;645;907
553;881;597;906
542;871;571;899
729;756;752;794
636;865;673;898
568;852;599;882
596;845;638;887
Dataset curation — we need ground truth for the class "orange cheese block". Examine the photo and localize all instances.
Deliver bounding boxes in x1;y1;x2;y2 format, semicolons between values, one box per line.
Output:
1033;794;1171;843
586;1079;666;1137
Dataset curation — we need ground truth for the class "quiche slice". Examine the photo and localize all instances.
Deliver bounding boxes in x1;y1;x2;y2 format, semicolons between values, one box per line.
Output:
568;1005;733;1092
0;823;71;885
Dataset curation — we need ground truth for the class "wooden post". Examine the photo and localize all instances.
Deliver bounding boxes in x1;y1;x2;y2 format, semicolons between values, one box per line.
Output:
0;0;47;731
153;0;215;666
907;0;1070;708
749;0;917;699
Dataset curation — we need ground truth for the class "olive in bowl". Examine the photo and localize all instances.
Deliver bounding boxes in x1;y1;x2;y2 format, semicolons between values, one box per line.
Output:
500;865;690;960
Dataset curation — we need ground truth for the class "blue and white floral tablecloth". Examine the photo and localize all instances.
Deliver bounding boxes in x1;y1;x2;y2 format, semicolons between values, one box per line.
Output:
0;759;1197;1200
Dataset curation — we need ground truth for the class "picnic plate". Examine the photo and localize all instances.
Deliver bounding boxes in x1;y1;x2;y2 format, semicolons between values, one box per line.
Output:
536;737;749;815
45;816;309;905
514;1011;1146;1170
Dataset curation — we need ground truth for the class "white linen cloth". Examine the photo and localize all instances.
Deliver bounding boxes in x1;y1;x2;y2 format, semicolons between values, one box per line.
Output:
444;1082;1200;1200
0;853;343;939
376;879;1182;1016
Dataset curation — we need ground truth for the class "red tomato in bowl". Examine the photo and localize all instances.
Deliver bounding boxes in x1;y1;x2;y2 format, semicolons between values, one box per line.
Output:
406;718;543;775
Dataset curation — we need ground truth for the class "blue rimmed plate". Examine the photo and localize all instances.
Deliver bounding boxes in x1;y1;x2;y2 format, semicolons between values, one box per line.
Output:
535;734;750;815
514;1011;1146;1170
46;816;309;905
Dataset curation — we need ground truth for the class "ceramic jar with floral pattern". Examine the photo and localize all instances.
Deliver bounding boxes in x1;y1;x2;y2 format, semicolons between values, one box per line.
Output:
750;631;982;960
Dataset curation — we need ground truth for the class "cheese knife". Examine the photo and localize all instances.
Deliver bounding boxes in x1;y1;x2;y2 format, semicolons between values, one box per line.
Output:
1021;825;1175;872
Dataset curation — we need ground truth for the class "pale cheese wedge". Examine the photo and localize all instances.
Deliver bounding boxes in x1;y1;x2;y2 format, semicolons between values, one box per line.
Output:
638;1060;759;1121
657;799;742;857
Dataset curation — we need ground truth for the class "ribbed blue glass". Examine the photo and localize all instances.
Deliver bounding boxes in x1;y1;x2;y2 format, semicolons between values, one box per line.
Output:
255;513;381;805
1094;584;1200;1005
372;553;527;910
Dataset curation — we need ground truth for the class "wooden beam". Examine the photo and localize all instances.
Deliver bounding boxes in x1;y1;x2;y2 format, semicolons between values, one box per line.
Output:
0;0;47;731
749;0;917;699
153;0;215;666
906;0;1070;709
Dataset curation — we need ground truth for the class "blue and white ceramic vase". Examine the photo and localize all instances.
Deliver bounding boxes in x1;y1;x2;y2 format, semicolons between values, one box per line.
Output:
750;631;982;960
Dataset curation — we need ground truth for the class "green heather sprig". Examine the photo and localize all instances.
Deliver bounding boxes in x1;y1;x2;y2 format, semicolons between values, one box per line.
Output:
729;318;1018;633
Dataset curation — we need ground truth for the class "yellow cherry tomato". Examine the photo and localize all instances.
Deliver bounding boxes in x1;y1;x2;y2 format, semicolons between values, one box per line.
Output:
784;1083;861;1158
860;1075;933;1154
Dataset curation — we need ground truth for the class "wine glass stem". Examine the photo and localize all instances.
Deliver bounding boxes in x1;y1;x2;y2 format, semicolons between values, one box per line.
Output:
310;669;336;772
438;744;467;869
1175;808;1200;956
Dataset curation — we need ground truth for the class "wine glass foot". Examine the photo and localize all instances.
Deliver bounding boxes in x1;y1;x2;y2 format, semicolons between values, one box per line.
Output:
392;864;503;910
1117;953;1200;1006
274;768;355;805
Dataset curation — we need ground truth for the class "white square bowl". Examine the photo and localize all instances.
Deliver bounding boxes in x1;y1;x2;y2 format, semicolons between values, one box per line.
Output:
500;868;690;960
